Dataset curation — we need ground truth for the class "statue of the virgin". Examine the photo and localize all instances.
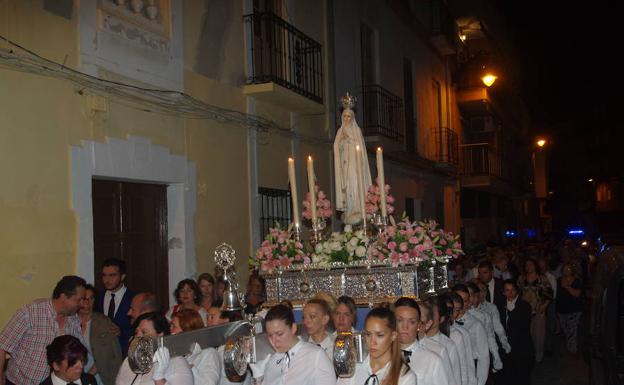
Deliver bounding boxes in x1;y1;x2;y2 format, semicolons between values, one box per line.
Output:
333;93;372;225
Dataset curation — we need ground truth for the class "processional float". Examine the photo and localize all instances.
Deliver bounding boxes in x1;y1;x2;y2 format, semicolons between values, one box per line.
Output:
127;92;463;379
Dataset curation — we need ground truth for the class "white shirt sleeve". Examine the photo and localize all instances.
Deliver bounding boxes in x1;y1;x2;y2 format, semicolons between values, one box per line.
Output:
489;306;510;352
482;312;502;369
471;321;490;385
188;347;221;385
313;347;338;385
459;328;477;385
450;330;468;385
447;339;462;385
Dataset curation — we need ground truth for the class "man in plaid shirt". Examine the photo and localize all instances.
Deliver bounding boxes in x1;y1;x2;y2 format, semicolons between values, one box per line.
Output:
0;275;87;385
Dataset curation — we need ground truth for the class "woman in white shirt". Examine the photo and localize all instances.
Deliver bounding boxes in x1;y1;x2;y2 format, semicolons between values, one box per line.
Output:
253;304;335;385
165;279;209;326
303;298;335;360
337;307;416;385
115;312;193;385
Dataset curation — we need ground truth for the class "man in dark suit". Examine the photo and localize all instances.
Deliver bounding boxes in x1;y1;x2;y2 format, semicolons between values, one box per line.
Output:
95;258;135;357
478;260;506;316
502;279;535;385
40;335;97;385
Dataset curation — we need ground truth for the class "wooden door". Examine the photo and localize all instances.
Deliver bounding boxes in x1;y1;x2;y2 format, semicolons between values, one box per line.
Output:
92;179;169;312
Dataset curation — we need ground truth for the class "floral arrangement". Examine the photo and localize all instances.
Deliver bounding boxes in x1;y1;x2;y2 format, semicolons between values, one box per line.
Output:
312;225;369;266
366;184;396;215
252;223;308;272
367;217;463;267
302;185;333;221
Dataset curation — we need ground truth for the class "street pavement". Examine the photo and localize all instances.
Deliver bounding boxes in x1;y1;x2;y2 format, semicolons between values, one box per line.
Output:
532;334;589;385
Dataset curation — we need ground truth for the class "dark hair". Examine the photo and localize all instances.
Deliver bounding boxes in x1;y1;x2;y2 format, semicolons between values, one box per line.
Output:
432;296;451;337
265;304;295;326
477;260;494;271
365;307;407;385
84;283;96;293
102;258;126;275
46;335;87;368
452;283;470;295
52;276;87;299
394;297;421;316
336;296;357;315
448;291;464;308
246;272;266;297
174;279;202;305
503;279;519;292
220;310;244;323
172;308;204;332
279;300;294;310
417;299;433;322
135;312;171;336
466;281;480;294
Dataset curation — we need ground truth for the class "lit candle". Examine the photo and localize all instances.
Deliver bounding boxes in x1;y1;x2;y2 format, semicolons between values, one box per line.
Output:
356;146;367;224
376;147;387;219
307;156;318;226
288;158;300;226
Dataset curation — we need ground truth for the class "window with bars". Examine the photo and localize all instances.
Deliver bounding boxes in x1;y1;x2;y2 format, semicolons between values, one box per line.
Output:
258;187;292;239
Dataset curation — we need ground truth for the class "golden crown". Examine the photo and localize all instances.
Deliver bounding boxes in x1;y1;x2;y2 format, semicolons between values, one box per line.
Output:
340;92;357;110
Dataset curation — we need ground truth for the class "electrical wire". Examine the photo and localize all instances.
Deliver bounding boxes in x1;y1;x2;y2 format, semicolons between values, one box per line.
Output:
0;33;331;146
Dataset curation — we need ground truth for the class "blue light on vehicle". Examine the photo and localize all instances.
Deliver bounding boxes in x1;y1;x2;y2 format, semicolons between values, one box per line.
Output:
568;229;585;236
504;230;517;238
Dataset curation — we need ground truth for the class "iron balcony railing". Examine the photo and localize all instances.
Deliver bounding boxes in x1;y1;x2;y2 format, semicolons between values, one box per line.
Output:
244;12;323;104
433;127;459;165
361;84;405;142
460;143;507;178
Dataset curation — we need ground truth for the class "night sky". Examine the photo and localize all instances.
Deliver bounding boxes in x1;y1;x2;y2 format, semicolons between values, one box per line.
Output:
497;2;622;230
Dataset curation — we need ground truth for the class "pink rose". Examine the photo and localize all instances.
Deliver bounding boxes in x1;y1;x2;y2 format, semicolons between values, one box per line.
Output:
388;241;397;250
399;242;408;252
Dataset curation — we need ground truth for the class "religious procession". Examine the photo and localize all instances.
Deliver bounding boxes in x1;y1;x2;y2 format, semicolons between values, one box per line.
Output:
1;93;538;385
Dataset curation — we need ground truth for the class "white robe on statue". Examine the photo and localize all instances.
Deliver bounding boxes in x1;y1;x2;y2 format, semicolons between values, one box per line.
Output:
333;108;372;225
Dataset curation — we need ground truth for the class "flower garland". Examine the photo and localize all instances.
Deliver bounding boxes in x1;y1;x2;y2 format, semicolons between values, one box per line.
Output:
312;225;369;265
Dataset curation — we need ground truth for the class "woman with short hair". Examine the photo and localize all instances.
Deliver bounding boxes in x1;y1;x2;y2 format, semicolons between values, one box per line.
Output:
165;279;209;326
303;298;335;359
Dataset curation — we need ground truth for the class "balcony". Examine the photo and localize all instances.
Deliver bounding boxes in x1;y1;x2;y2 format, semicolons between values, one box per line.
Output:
361;84;405;151
243;12;324;113
460;143;512;194
432;127;459;168
430;0;457;56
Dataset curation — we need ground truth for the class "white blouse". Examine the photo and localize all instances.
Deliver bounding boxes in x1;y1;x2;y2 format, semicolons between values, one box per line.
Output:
336;355;416;385
262;338;335;385
186;344;221;385
308;333;336;361
403;339;450;385
115;356;193;385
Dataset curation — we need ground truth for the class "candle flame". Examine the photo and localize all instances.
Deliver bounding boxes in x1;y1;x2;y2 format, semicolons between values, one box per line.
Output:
377;147;382;152
288;157;293;161
356;145;360;151
308;155;312;160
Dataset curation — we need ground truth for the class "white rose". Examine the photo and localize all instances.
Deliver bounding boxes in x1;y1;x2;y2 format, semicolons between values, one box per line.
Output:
349;237;359;246
355;230;364;239
346;243;356;255
355;245;367;257
344;224;353;233
315;243;324;254
330;241;341;251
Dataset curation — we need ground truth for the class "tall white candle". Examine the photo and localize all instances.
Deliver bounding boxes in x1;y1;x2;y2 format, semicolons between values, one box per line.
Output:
288;158;300;226
356;146;367;224
307;156;318;226
376;147;387;219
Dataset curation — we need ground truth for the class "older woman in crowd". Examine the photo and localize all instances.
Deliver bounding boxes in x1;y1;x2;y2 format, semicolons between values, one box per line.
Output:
78;284;122;385
165;279;209;326
303;298;335;359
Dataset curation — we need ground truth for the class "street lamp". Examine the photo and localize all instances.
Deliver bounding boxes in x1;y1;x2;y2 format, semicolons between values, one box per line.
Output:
536;138;547;148
481;73;497;87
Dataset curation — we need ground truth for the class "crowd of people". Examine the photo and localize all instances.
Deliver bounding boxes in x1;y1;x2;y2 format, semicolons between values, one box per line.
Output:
0;240;588;385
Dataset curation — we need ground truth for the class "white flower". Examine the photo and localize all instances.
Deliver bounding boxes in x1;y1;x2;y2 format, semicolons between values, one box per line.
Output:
354;230;364;239
344;224;353;233
346;243;356;255
330;241;341;251
315;243;324;254
349;237;359;246
355;245;367;257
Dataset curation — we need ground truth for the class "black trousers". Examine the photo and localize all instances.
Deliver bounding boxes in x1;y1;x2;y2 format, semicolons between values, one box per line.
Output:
503;353;534;385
